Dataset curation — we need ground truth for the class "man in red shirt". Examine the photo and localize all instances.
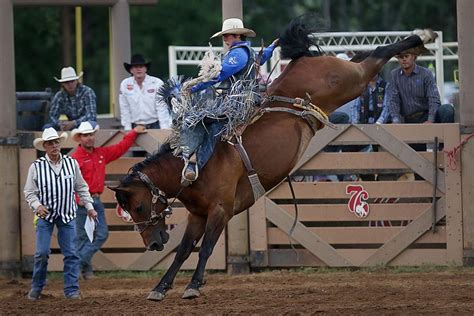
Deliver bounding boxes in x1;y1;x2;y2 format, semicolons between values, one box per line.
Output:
71;121;145;279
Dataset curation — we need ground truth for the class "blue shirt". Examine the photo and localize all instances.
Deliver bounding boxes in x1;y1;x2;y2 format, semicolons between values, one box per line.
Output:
191;41;276;93
388;64;441;123
49;84;97;128
351;78;391;124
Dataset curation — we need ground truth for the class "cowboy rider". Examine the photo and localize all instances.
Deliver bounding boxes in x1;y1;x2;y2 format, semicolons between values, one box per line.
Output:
180;18;279;185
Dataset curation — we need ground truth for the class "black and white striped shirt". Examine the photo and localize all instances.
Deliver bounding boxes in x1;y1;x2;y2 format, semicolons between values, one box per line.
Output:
389;64;441;123
24;154;93;223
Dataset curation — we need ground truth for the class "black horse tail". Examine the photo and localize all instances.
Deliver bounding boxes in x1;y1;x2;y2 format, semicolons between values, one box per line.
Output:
279;14;325;60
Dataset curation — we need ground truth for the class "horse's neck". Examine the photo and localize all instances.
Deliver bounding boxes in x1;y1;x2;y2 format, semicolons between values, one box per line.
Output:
145;154;183;197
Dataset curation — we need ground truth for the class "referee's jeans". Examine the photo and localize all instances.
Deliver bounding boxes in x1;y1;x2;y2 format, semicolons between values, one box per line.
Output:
32;217;80;297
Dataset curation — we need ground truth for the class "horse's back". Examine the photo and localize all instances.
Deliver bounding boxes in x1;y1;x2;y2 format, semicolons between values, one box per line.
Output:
269;56;371;112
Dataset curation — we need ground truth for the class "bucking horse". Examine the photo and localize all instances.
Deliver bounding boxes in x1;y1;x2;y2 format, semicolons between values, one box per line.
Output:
110;15;436;301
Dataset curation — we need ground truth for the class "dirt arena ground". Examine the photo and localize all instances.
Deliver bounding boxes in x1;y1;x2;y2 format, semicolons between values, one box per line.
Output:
1;268;474;314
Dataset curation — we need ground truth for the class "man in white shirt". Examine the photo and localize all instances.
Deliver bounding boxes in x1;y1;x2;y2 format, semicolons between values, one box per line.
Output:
119;54;172;130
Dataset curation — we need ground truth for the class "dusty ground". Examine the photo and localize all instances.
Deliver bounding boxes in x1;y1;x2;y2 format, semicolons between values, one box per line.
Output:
1;268;474;315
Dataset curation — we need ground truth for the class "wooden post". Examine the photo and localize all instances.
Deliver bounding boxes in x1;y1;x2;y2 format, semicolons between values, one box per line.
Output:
221;0;249;274
222;0;242;19
61;7;73;66
0;0;21;277
110;0;131;118
457;0;474;265
457;0;474;130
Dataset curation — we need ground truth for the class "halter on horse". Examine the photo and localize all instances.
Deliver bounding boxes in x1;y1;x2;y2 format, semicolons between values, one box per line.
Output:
110;15;436;301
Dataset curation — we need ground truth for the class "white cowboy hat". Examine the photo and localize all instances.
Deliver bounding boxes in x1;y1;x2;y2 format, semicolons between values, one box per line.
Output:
33;127;68;151
54;67;83;83
210;18;256;39
71;121;100;142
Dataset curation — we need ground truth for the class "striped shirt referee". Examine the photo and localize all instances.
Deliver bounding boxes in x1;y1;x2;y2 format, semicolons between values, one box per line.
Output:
24;154;93;222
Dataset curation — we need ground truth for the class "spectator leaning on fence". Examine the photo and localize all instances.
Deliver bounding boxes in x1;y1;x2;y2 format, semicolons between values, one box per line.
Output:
44;67;97;131
119;54;172;131
70;121;146;279
24;127;97;300
388;48;454;124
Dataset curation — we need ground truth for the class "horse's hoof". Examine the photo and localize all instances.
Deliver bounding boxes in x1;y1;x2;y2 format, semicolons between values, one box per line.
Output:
412;28;437;44
147;291;165;301
182;288;200;299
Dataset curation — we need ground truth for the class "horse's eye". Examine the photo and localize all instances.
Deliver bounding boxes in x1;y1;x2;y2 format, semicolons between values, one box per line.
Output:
136;204;144;213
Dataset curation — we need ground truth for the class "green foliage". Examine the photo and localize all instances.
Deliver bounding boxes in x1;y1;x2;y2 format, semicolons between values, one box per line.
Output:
14;7;62;92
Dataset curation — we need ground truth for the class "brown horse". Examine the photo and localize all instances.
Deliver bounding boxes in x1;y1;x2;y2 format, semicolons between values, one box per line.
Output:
110;16;435;301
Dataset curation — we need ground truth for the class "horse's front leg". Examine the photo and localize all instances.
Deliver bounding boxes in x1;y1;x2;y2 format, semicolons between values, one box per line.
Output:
147;213;206;301
182;205;230;299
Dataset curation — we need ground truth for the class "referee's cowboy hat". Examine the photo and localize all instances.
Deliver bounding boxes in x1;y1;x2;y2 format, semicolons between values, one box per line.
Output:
124;54;151;74
33;128;68;151
211;18;256;39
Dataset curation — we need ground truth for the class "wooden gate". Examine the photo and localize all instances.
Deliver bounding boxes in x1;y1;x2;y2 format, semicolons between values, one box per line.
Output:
19;130;226;271
249;124;463;267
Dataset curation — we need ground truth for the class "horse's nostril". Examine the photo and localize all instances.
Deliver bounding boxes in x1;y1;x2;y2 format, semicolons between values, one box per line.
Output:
148;241;164;251
161;231;170;244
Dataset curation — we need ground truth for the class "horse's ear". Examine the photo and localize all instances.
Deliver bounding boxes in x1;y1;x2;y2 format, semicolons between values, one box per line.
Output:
107;185;130;194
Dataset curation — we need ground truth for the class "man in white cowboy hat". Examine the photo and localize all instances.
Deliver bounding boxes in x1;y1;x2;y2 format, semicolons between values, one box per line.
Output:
44;66;97;131
180;18;279;184
119;54;172;131
24;127;97;300
70;121;146;279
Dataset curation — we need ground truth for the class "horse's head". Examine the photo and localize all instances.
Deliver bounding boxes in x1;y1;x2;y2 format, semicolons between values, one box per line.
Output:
109;171;170;251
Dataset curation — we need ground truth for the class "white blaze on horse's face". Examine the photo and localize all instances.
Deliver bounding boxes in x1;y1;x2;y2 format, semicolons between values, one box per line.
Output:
114;185;169;251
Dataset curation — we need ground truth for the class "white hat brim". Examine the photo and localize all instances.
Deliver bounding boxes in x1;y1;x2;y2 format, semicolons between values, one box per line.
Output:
71;124;100;142
54;72;83;83
210;28;256;39
33;133;68;151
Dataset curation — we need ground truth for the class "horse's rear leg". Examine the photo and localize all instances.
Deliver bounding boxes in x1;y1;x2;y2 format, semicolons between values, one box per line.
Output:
182;205;230;299
348;30;436;64
147;213;206;301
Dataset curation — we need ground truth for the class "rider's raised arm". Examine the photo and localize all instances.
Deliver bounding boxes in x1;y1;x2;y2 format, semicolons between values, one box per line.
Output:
259;39;279;65
191;48;249;93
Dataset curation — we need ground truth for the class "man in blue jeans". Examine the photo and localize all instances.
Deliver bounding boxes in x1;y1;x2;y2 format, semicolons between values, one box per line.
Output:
24;128;97;300
71;121;145;279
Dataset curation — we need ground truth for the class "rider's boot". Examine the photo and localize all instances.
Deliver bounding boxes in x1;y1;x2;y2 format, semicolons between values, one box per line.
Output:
181;155;198;187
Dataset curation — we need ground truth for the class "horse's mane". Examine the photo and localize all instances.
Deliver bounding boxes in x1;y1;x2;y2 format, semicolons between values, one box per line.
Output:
122;143;174;186
280;13;325;60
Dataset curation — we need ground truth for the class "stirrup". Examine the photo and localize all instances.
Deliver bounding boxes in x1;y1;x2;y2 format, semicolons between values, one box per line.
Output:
181;161;198;187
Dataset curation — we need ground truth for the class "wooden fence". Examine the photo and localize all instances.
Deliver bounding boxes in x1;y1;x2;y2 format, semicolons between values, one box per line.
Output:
19;123;463;271
248;123;463;267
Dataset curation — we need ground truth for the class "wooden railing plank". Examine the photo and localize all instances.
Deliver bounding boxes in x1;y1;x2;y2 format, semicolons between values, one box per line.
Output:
360;198;446;266
265;198;353;266
355;124;445;193
268;181;441;199
267;226;446;245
